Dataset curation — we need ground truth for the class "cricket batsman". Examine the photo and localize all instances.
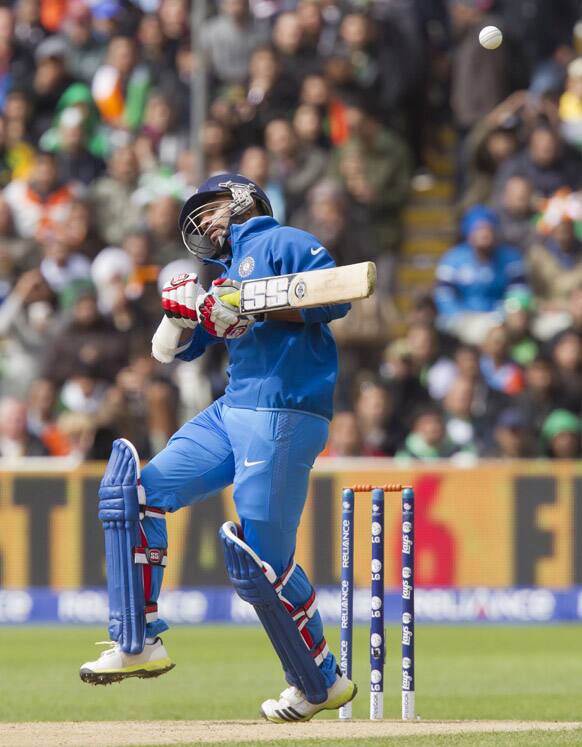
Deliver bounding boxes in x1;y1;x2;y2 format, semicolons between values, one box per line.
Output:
80;174;358;721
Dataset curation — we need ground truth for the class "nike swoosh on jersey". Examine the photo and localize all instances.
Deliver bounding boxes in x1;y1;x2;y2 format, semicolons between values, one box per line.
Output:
310;246;325;255
244;458;266;467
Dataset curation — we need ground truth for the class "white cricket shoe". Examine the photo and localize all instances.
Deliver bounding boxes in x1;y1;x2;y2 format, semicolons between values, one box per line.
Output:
79;637;175;685
260;671;357;723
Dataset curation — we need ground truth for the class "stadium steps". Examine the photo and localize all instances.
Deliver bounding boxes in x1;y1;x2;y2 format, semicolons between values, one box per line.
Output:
394;130;458;318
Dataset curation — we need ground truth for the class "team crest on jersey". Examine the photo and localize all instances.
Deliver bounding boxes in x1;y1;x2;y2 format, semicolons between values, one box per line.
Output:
238;256;255;277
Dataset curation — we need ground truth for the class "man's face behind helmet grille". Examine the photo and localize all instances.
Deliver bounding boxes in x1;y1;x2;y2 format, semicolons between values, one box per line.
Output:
179;176;273;261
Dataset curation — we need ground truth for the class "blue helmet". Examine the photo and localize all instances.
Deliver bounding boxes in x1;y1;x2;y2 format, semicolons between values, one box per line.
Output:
179;173;273;260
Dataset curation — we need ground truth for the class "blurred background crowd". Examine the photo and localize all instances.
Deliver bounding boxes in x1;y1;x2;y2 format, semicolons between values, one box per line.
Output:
1;0;582;462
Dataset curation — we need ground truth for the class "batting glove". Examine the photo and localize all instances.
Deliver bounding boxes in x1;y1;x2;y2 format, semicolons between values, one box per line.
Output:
197;278;254;339
161;273;204;329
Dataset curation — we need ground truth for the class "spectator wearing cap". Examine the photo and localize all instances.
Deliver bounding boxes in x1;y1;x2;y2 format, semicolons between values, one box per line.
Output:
559;57;582;151
503;288;540;366
91;0;123;42
0;396;49;457
4;151;81;241
58;0;106;84
51;106;106;185
486;407;537;458
434;205;527;344
494;176;536;251
201;0;268;86
495;125;582;200
40;82;109;160
541;409;582;459
90;145;142;245
527;189;582;318
31;35;76;143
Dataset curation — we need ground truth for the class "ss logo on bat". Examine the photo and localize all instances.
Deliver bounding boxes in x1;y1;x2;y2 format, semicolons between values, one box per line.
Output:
242;277;290;310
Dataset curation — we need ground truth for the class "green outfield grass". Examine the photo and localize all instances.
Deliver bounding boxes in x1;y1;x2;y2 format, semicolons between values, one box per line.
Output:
0;624;580;725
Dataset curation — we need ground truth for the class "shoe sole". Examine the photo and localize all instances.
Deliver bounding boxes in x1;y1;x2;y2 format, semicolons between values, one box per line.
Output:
260;681;358;723
79;662;175;685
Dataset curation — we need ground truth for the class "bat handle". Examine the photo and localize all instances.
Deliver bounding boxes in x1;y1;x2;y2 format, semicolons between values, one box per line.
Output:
219;290;241;309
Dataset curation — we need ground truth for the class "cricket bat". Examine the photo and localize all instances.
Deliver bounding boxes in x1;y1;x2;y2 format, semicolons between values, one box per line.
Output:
221;261;376;314
151;261;376;363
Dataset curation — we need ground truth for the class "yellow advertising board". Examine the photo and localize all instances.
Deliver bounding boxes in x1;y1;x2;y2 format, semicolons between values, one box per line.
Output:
0;459;581;589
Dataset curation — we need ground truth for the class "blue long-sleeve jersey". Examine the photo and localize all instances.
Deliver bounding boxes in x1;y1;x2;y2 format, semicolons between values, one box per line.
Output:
176;216;350;420
434;242;526;318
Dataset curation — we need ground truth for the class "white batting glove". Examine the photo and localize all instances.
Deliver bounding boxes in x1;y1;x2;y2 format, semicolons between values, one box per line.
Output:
197;278;255;339
161;273;204;329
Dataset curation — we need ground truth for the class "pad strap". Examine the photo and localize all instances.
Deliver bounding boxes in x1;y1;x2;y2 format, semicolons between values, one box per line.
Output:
145;602;159;623
134;547;168;566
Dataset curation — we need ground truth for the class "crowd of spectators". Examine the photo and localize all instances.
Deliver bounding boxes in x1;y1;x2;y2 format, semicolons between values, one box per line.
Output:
0;0;582;462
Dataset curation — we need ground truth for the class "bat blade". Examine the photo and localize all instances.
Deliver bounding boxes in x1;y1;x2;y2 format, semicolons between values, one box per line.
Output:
238;261;376;314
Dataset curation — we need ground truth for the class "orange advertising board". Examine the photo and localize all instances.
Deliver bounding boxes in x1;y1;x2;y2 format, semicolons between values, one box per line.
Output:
0;459;581;589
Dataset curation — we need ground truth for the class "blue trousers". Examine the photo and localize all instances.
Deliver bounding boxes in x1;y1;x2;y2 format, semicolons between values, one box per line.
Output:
140;397;337;687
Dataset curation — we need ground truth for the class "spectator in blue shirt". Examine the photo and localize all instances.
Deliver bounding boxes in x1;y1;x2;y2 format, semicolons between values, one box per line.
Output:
434;205;527;344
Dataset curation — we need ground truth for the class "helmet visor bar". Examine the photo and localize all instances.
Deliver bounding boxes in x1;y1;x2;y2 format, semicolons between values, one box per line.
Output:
180;199;234;259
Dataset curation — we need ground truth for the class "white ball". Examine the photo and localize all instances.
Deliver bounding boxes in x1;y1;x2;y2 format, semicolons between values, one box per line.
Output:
479;25;502;50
